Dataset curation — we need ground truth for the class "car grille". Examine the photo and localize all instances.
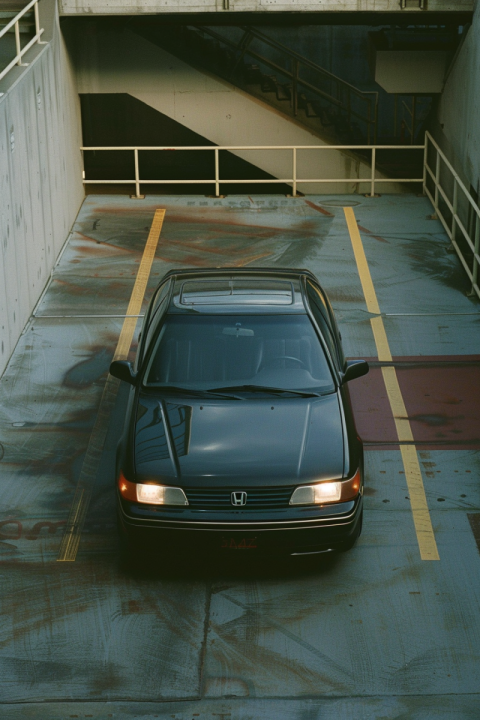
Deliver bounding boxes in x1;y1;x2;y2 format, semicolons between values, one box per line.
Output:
185;486;295;509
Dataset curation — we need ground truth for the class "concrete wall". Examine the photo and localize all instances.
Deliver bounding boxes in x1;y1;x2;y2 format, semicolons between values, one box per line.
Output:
0;0;84;377
435;2;480;194
71;23;402;194
59;0;473;16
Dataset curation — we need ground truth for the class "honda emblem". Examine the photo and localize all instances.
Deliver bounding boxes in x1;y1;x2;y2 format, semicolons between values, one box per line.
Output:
231;491;247;506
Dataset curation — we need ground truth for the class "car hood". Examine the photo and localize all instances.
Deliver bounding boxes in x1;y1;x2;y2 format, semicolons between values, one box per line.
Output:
134;393;345;487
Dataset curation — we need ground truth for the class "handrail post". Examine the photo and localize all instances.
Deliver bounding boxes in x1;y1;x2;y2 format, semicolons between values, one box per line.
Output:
452;177;458;245
411;95;417;145
15;21;24;66
34;1;47;44
293;59;298;116
215;147;220;197
134;148;141;199
422;133;428;195
367;101;371;145
370;147;376;197
434;151;441;212
472;217;480;295
292;147;297;197
394;94;398;139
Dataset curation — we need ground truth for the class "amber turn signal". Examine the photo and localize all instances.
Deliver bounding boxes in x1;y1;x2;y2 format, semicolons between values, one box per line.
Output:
341;468;362;502
117;471;138;502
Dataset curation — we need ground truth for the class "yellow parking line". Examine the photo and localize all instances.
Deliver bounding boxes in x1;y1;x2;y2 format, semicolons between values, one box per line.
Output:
57;209;165;562
114;209;166;360
400;445;440;561
370;316;392;363
344;208;381;315
344;207;439;561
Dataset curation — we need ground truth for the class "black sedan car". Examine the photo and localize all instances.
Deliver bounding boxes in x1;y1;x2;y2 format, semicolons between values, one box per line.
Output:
110;268;368;559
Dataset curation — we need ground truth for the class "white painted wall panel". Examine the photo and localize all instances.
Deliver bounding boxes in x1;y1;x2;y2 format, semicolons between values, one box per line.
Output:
374;50;448;94
0;0;84;376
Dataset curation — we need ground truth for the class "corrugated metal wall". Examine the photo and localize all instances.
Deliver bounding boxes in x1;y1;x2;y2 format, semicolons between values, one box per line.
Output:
0;0;84;377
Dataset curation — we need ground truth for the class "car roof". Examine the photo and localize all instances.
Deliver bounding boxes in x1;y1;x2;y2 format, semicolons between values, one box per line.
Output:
163;268;320;314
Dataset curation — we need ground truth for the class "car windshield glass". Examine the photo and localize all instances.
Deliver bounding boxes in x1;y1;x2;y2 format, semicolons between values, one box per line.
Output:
144;314;335;393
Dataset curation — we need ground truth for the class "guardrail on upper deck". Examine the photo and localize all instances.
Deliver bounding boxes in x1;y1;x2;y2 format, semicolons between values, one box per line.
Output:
0;0;46;83
80;143;424;198
81;137;480;302
424;131;480;301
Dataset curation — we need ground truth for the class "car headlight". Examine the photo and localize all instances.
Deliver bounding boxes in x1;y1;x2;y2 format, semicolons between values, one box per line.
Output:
118;472;188;506
290;469;361;506
136;484;188;506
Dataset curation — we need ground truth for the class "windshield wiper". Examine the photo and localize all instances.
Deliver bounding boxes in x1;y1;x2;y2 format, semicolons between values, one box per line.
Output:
208;384;321;398
153;385;244;400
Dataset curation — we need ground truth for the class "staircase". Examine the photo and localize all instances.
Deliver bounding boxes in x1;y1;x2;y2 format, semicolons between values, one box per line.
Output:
132;23;379;148
75;22;413;194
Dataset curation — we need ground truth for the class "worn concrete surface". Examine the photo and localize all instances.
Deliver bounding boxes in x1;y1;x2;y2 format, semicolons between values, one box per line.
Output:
0;193;479;717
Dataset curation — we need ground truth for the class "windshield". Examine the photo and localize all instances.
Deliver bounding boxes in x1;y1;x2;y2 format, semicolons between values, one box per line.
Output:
144;314;335;393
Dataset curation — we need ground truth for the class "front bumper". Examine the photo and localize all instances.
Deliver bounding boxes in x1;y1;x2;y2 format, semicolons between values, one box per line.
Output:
117;494;363;555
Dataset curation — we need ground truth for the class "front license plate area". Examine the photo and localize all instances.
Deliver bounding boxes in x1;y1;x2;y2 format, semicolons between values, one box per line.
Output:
221;536;257;550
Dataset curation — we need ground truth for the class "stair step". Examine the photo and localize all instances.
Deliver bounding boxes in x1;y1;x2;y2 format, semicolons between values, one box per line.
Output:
298;93;308;110
276;83;291;101
261;74;278;92
320;107;336;127
244;64;261;84
138;25;372;145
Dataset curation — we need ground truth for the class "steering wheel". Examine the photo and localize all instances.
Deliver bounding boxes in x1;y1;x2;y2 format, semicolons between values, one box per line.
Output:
260;355;306;369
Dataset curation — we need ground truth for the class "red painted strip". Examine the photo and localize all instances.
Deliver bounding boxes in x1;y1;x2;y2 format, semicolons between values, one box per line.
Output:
304;200;334;217
349;361;480;449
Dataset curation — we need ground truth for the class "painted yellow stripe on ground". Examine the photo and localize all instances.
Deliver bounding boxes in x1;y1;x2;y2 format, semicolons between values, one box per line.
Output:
381;366;414;442
344;207;439;561
57;209;165;562
114;209;165;361
400;445;440;560
370;316;392;363
344;207;381;315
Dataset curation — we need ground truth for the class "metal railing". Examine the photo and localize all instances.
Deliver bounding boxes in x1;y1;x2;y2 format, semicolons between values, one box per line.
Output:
82;136;480;301
424;131;480;300
0;0;46;83
81;143;424;199
193;26;379;144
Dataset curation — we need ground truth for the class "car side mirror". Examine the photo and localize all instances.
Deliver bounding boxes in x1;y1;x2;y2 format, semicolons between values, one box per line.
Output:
342;360;369;384
110;360;137;386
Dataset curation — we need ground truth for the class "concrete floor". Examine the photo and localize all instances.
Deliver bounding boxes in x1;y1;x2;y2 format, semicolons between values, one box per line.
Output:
0;193;480;718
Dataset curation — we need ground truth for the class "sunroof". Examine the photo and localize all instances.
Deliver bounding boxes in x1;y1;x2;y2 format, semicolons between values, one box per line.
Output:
180;279;294;305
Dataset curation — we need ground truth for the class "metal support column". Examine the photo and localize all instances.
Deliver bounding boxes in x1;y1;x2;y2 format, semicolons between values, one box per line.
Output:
15;21;28;66
34;1;47;44
292;59;299;117
215;148;220;197
422;134;428;196
452;178;458;246
292;147;297;197
434;152;441;212
370;147;376;198
471;220;480;297
132;148;144;199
